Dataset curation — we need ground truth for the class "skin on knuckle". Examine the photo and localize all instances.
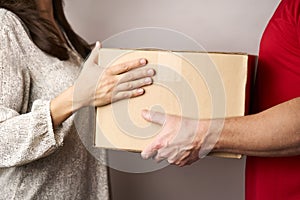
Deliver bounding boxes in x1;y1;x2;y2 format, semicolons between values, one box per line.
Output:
135;82;145;89
167;158;175;164
140;78;146;85
136;72;146;80
101;83;112;93
151;143;160;151
126;82;133;90
155;156;162;163
106;67;114;75
139;71;147;80
107;77;118;87
111;96;118;103
135;81;145;89
121;92;131;99
143;69;150;76
125;73;133;81
131;81;140;89
100;71;109;78
111;75;119;83
159;138;170;149
101;79;109;87
191;140;198;149
155;151;164;161
130;72;139;80
110;64;123;75
112;94;120;102
123;64;131;72
114;90;125;100
99;76;107;86
154;140;165;149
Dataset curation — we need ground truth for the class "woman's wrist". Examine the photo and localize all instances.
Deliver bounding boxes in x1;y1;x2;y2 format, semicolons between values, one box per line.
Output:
50;86;80;127
67;85;88;112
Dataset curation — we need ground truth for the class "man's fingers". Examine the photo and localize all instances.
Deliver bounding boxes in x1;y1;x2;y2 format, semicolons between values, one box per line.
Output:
109;58;147;75
155;153;167;163
173;151;191;165
141;110;166;126
140;111;167;159
141;141;163;160
141;146;157;160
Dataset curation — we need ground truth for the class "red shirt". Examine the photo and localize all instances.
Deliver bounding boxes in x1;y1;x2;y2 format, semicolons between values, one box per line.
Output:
246;0;300;199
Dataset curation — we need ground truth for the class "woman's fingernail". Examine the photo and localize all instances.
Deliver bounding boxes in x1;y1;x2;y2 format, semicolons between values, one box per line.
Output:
147;69;154;76
140;59;147;65
137;88;144;94
95;41;100;48
144;77;152;84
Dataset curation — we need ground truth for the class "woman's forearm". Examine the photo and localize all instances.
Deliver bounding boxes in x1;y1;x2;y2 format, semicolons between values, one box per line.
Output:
50;86;77;128
213;97;300;157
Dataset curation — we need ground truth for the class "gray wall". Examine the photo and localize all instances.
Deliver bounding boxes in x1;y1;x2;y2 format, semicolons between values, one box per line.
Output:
65;0;280;199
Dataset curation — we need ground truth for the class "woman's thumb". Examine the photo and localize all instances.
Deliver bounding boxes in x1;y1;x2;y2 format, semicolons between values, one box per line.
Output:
87;41;101;65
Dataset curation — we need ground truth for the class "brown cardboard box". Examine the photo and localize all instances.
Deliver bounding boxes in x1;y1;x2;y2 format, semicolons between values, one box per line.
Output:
95;48;256;159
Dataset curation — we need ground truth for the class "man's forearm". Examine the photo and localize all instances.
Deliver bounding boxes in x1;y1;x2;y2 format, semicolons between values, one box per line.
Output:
212;97;300;157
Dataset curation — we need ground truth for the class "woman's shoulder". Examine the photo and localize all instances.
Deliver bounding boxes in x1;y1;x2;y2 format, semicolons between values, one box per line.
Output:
0;8;25;31
0;8;34;55
0;8;32;43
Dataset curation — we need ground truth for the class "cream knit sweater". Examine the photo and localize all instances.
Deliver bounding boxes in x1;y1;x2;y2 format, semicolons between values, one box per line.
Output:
0;8;109;200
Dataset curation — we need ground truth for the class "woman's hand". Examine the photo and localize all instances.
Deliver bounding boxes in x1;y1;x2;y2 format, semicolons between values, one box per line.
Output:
50;42;155;127
140;110;206;167
73;42;155;109
92;57;154;107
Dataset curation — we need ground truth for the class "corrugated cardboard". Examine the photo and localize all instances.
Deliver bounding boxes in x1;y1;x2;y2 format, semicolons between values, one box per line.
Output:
95;48;256;159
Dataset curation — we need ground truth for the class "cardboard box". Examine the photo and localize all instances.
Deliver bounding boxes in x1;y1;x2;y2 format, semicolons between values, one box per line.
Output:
95;48;256;159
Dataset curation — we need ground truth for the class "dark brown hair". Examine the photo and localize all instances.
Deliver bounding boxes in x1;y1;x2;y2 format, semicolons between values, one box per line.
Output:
0;0;91;60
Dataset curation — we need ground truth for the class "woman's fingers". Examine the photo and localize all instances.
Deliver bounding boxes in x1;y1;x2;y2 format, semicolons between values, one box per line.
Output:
118;68;155;83
109;67;154;102
112;88;145;102
106;59;154;103
115;77;153;92
108;58;147;75
90;57;154;107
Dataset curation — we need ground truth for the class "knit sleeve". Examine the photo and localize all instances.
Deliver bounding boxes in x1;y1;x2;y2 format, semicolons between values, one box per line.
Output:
0;9;64;168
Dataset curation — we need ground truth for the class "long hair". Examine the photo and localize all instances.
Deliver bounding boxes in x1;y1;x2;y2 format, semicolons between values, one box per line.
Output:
0;0;91;60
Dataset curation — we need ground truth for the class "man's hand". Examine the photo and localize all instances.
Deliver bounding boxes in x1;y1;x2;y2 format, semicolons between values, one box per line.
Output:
140;110;206;167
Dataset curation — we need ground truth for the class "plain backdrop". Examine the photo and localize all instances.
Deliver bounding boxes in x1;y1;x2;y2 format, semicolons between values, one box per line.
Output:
65;0;281;199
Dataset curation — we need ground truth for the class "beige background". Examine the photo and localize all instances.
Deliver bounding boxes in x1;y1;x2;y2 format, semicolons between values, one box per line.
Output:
65;0;280;199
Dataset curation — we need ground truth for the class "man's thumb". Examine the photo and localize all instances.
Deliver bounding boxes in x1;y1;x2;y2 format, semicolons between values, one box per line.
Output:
141;109;165;125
